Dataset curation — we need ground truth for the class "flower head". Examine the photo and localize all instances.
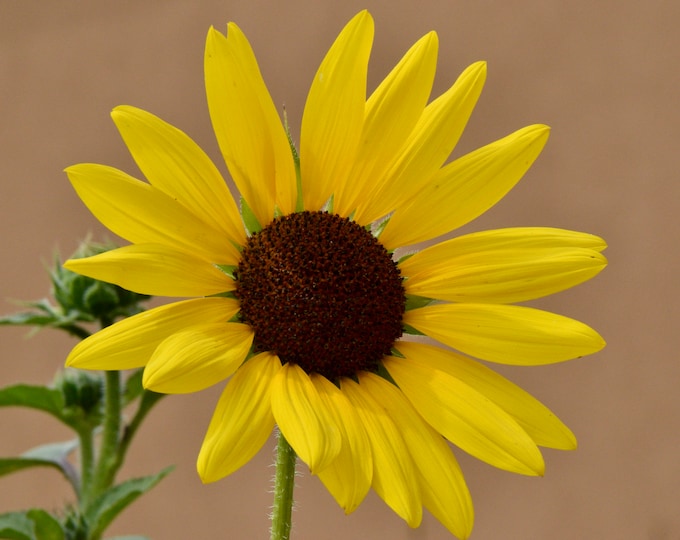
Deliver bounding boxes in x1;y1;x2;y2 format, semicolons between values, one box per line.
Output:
64;11;606;538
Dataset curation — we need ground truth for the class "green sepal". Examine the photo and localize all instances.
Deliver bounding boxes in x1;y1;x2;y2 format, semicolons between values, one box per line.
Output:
0;440;79;493
323;193;334;214
375;362;398;385
372;215;390;238
401;323;426;336
388;346;406;359
396;251;416;264
214;265;237;279
84;467;173;539
240;197;262;235
0;510;64;540
283;107;303;213
404;294;435;311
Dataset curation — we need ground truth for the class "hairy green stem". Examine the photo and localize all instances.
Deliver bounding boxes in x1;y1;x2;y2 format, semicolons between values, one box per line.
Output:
62;323;91;340
114;389;165;472
77;427;95;505
271;430;296;540
89;370;121;503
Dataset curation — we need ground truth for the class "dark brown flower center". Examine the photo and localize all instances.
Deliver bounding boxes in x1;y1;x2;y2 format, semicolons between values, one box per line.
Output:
235;211;405;381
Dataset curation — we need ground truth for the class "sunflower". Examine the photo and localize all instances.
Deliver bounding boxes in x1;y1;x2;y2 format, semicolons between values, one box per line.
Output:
64;10;606;538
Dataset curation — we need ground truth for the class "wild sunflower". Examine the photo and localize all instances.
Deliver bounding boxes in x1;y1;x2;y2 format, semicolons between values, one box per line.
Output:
64;10;606;538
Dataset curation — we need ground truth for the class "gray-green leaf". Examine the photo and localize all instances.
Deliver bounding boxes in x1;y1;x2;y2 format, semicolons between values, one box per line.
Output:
0;384;91;433
0;510;64;540
86;467;173;538
0;440;80;494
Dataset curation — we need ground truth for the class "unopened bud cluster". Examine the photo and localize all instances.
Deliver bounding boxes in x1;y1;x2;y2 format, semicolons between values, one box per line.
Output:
54;368;104;422
52;242;149;322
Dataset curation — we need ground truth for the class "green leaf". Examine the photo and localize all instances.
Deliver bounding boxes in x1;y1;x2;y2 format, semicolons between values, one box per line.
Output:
0;310;56;328
25;511;63;540
0;385;66;420
0;384;96;433
0;512;32;540
0;510;64;540
0;299;93;338
0;440;80;493
86;467;173;538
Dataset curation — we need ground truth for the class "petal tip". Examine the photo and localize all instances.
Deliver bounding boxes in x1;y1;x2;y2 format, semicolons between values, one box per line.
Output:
110;104;129;117
468;60;488;77
196;456;215;485
225;21;244;37
417;30;439;58
349;9;375;33
566;435;578;451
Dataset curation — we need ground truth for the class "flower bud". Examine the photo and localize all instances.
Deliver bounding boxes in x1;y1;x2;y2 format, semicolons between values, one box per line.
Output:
54;368;104;421
51;241;150;321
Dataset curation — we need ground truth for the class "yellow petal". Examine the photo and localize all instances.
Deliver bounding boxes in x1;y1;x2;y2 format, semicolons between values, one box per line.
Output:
270;363;341;473
111;105;245;245
404;303;606;365
198;352;281;482
64;244;234;297
384;355;545;475
358;372;474;539
395;342;577;450
402;233;607;304
142;322;253;393
340;376;422;528
401;227;608;279
311;374;372;513
205;24;296;225
335;31;438;217
354;61;487;224
65;164;239;264
65;298;239;370
300;10;374;211
382;125;550;248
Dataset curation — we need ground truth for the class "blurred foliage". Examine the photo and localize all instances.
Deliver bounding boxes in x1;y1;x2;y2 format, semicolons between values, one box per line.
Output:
0;241;167;540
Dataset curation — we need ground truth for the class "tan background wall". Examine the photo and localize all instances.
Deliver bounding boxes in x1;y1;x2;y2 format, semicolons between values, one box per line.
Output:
1;1;677;538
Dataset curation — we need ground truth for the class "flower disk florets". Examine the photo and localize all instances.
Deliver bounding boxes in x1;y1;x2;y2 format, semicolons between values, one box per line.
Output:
235;211;405;381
